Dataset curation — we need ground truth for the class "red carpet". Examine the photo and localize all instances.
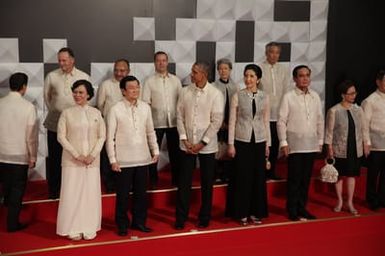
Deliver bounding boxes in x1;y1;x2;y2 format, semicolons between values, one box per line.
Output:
1;160;384;255
30;214;385;256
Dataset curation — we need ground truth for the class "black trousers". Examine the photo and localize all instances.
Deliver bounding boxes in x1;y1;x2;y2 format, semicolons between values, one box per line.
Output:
0;162;28;231
286;153;316;216
46;130;62;198
149;127;180;185
176;152;216;224
232;141;268;219
366;151;385;206
115;165;148;230
100;144;115;191
267;122;279;178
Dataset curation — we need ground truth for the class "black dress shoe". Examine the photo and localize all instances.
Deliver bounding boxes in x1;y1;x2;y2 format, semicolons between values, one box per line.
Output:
174;222;185;230
8;223;28;232
288;214;300;221
131;224;153;233
117;228;128;236
299;210;316;220
197;220;209;228
48;193;59;200
267;175;283;181
368;203;381;211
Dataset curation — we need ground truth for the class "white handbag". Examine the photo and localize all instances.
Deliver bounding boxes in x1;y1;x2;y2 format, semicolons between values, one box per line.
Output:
320;158;339;183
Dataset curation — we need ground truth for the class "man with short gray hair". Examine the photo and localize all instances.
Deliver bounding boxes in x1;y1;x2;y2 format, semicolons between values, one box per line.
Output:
260;42;290;180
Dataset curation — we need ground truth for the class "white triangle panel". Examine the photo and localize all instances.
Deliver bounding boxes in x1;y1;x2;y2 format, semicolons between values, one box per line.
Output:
307;41;326;62
176;63;193;86
133;17;155;41
43;39;67;63
215;20;236;42
310;21;327;41
270;22;290;42
253;0;274;21
130;63;154;85
291;42;310;62
0;38;19;63
289;22;310;42
311;1;329;21
91;63;114;87
176;18;196;41
216;42;235;63
255;22;273;42
254;42;267;63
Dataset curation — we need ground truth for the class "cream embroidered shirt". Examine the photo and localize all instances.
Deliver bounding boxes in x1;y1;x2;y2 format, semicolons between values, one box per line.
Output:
141;72;182;128
277;87;324;154
96;78;123;118
106;99;159;167
177;82;224;154
43;67;90;132
0;92;38;165
362;89;385;151
259;61;290;121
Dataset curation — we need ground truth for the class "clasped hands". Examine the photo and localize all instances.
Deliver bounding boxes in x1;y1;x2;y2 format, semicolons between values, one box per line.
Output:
183;140;204;155
75;155;96;166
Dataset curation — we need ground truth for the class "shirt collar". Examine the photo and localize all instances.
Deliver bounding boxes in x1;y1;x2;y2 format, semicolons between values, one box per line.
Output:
376;89;385;98
75;104;89;110
61;67;77;76
194;81;209;92
124;98;139;107
294;87;311;95
263;60;277;68
9;91;22;97
156;72;169;79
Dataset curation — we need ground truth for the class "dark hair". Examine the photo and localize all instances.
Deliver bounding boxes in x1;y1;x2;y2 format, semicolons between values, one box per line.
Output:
376;70;385;81
120;75;140;90
9;72;28;91
292;65;311;78
338;80;355;95
71;80;94;100
154;51;168;61
114;59;130;69
265;42;282;51
244;64;262;79
58;47;75;58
